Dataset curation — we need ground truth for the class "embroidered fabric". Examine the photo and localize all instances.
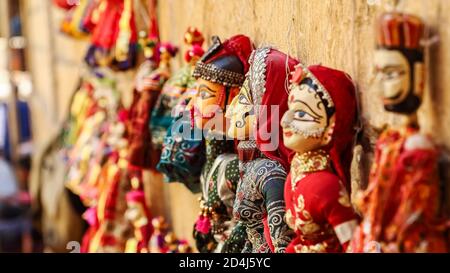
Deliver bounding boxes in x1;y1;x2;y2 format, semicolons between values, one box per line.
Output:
285;171;359;253
194;136;245;253
350;127;448;253
233;158;293;253
157;113;205;192
247;47;270;116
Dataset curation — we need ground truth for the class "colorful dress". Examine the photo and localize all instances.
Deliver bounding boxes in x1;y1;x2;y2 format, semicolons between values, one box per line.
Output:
350;126;449;253
150;65;195;149
233;141;293;253
194;134;245;253
285;152;358;253
127;61;160;170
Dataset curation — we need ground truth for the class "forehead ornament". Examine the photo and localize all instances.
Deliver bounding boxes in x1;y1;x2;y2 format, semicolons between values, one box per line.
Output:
288;63;335;108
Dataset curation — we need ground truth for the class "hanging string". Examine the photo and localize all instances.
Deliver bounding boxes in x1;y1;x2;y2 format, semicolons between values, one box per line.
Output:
284;0;296;95
260;0;277;44
420;0;440;48
168;0;176;43
136;0;150;27
202;0;212;40
419;0;440;130
147;0;159;40
350;0;363;140
384;0;403;11
234;0;254;39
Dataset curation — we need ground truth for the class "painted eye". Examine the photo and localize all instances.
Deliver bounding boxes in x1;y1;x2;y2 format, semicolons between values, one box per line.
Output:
200;90;213;100
385;70;406;80
238;94;250;105
294;110;316;122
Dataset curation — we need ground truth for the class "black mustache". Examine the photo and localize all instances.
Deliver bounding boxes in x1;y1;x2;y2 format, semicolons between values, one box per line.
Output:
235;108;254;129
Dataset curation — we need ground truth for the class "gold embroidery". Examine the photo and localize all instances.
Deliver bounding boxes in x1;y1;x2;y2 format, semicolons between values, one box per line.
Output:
291;150;330;190
294;195;321;235
285;209;295;230
294;242;328;253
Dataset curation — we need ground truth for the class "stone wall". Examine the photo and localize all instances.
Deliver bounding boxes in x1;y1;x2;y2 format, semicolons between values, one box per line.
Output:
156;0;450;245
23;0;450;247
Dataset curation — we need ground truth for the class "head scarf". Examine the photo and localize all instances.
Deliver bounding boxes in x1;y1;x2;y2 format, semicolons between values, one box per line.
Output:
308;65;358;190
250;47;298;171
193;34;254;88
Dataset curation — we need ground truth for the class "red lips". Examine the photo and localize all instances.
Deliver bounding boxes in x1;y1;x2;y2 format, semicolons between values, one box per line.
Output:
193;106;216;119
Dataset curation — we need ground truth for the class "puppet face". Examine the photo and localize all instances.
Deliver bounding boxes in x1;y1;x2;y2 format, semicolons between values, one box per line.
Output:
192;78;226;131
226;78;256;140
375;49;411;106
282;80;335;154
374;49;424;113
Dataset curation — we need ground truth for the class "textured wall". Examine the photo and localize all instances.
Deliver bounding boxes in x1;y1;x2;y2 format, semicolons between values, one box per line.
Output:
23;0;450;249
157;0;450;244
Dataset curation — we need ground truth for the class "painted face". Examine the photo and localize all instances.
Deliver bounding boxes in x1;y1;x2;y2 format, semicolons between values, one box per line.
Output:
374;49;411;106
281;80;335;154
226;78;256;140
192;78;226;130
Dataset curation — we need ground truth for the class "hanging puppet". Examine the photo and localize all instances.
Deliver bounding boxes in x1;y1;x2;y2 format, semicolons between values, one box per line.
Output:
225;47;296;253
65;71;121;199
58;0;94;39
150;28;203;150
281;63;360;253
124;177;153;253
80;109;131;253
350;12;449;253
156;27;206;193
191;35;254;253
127;42;177;171
84;0;138;70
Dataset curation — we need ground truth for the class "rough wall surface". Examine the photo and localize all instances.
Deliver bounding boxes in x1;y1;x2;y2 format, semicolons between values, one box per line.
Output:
24;0;450;248
157;0;450;245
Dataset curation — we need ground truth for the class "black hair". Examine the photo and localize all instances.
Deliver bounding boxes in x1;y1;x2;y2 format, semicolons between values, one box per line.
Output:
224;86;231;109
379;47;424;114
300;77;336;126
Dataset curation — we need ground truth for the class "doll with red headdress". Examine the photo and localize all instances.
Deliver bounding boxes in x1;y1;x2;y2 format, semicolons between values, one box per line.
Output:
190;35;254;253
280;63;360;253
349;12;448;253
226;47;297;253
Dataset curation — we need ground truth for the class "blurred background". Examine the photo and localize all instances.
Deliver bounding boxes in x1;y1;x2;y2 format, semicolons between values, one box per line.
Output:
0;0;449;253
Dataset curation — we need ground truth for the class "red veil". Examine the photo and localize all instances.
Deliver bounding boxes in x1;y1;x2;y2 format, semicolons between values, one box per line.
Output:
255;48;298;171
308;65;358;191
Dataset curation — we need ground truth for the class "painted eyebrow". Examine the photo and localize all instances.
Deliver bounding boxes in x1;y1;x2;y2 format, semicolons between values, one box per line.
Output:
199;84;216;93
239;84;253;103
378;65;405;71
239;92;249;102
293;99;323;119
